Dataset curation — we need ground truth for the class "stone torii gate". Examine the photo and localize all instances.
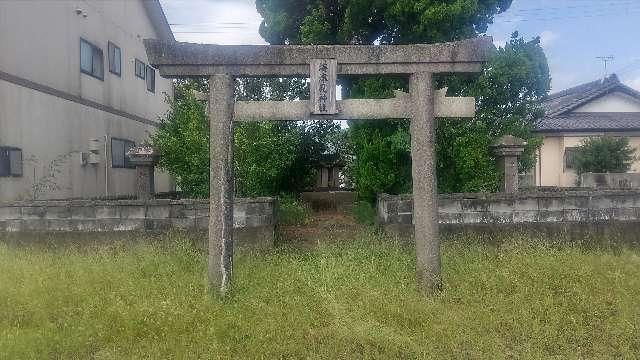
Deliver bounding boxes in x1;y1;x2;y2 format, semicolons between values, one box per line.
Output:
145;37;492;295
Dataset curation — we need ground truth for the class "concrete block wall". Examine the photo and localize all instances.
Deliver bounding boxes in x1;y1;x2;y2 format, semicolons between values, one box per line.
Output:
0;197;276;248
377;191;640;240
580;173;640;190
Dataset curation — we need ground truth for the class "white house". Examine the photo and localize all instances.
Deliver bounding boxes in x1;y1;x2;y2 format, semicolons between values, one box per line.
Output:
0;0;175;201
535;74;640;187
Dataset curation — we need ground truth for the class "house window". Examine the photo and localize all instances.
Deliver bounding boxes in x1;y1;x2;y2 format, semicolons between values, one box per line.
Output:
80;38;104;80
108;42;121;76
564;147;578;170
146;65;155;93
135;59;146;79
111;138;135;169
0;147;23;177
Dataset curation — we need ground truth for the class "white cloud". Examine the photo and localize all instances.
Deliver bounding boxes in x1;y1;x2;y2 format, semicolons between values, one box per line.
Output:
629;77;640;91
539;30;558;48
493;38;506;48
550;70;580;92
160;0;266;45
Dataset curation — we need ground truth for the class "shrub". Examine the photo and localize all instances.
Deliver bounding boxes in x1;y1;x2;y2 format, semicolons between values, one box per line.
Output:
151;83;209;198
351;201;377;226
277;195;311;225
574;136;635;175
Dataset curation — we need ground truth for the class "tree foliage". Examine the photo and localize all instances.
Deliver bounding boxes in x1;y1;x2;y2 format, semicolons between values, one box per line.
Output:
234;122;300;197
152;79;341;198
436;33;549;193
574;137;635;175
257;0;512;45
152;82;210;198
257;0;550;198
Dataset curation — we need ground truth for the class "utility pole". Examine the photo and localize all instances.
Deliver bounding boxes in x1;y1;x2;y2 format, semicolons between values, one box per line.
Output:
596;56;615;78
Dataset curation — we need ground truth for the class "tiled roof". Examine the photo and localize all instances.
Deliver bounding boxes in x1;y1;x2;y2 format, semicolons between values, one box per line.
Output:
536;74;640;132
536;112;640;132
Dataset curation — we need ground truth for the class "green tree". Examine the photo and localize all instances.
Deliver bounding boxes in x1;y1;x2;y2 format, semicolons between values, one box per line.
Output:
256;1;551;198
235;78;342;195
257;0;512;45
574;137;635;175
152;79;341;198
152;82;209;198
234;122;300;197
436;33;549;193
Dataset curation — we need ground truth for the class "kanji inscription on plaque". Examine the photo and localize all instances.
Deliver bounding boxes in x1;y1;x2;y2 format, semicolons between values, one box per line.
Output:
310;59;337;115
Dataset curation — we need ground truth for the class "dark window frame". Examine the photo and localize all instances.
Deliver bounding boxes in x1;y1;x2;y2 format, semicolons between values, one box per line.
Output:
134;59;146;79
146;65;155;93
564;147;578;171
0;146;23;177
111;137;136;169
108;41;121;76
80;38;104;80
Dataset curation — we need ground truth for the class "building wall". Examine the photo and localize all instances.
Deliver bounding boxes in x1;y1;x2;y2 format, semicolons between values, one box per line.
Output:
0;0;173;200
536;132;640;187
573;92;640;112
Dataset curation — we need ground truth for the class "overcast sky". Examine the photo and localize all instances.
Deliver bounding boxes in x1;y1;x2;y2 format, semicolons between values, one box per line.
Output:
160;0;640;92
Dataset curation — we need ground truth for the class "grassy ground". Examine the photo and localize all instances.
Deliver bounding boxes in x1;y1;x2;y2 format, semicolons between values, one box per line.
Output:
1;230;639;359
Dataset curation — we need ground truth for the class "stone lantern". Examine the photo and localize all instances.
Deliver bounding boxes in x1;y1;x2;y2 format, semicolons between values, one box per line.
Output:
127;144;159;200
491;135;526;193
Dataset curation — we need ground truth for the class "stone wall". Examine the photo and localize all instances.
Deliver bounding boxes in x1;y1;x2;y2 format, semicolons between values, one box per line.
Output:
377;191;640;241
0;198;276;248
301;191;356;212
580;173;640;190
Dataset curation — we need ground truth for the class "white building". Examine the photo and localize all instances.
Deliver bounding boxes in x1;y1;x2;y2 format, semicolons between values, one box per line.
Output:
535;74;640;187
0;0;175;201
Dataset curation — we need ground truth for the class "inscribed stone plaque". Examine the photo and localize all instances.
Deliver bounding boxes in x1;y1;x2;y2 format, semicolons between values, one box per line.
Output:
310;59;337;115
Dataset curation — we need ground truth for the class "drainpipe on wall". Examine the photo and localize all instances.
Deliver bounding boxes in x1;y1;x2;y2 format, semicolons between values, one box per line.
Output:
537;148;542;187
104;134;109;196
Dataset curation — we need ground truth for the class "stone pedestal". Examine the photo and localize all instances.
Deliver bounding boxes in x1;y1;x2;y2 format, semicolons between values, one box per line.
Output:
492;135;526;193
127;145;159;200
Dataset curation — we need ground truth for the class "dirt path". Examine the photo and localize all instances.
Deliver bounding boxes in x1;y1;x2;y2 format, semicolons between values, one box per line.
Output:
276;212;368;247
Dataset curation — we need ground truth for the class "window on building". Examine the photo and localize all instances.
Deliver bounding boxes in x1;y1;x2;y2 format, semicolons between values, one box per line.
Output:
0;147;23;177
111;138;135;169
80;38;104;80
146;65;155;93
564;147;578;170
135;59;146;79
108;42;121;76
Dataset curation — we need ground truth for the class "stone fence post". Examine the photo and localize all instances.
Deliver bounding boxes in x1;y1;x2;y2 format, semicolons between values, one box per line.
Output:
491;135;526;193
127;145;159;200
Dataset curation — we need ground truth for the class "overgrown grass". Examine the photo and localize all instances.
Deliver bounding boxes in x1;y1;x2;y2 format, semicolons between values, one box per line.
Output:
1;233;639;358
277;195;311;225
351;200;377;226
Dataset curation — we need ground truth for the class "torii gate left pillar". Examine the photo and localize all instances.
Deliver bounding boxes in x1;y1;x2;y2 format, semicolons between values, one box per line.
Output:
145;37;492;296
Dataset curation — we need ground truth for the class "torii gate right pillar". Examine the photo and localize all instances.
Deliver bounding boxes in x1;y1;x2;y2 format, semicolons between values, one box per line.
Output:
409;72;441;293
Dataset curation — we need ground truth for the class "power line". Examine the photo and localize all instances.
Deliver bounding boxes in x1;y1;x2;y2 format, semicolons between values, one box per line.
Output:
617;64;640;77
498;0;640;15
495;4;640;22
613;59;640;75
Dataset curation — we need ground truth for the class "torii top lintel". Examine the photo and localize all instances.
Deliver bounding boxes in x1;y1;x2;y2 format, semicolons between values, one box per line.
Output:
144;37;493;77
